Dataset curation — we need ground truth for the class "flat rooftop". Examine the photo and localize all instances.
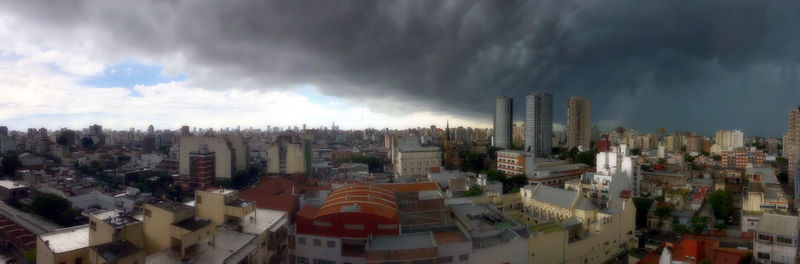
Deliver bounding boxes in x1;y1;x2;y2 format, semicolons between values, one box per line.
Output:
39;225;89;254
148;199;193;213
92;240;142;262
146;228;256;264
756;214;798;235
0;180;28;189
240;209;287;235
367;231;436;251
172;217;212;232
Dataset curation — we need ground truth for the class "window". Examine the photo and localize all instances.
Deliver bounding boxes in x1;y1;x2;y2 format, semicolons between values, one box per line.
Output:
778;236;793;244
76;258;82;264
90;221;96;231
344;224;364;230
437;256;453;263
759;234;773;242
297;256;309;264
459;254;468;261
377;224;397;229
313;259;335;264
327;240;336;248
757;252;771;259
298;237;306;245
196;195;202;204
313;239;321;246
144;208;152;217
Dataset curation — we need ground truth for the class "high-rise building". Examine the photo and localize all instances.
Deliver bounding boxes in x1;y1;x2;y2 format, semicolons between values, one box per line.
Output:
267;132;309;175
566;96;591;150
715;130;744;151
524;92;553;156
179;135;247;179
493;96;513;149
189;144;215;189
785;107;800;204
147;124;155;135
0;126;7;137
180;125;190;136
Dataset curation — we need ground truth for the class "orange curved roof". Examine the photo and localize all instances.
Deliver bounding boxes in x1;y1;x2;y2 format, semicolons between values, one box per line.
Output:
315;184;398;221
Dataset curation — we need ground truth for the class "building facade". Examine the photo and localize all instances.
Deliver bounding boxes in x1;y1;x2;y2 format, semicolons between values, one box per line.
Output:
493;96;513;149
721;150;765;169
715;129;745;151
567;96;591;150
179;135;247;179
188;144;215;190
524;92;553;156
753;214;799;264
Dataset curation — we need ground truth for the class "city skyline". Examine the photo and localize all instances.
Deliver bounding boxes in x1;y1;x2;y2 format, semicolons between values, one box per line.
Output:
2;1;800;136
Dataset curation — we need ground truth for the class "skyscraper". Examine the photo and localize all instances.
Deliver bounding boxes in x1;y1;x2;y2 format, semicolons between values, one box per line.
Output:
524;92;553;156
785;107;800;205
567;96;591;150
493;96;513;149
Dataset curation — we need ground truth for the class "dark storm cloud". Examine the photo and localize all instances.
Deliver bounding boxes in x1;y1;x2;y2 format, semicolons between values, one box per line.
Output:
3;0;800;135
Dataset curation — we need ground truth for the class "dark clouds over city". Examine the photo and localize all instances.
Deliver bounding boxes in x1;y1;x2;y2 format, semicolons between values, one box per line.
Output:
2;0;799;136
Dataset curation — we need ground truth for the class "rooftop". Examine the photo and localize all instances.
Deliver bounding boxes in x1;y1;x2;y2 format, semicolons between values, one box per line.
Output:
240;209;287;235
90;210;141;228
146;228;256;264
367;231;436;251
92;240;142;262
525;184;596;211
756;214;798;235
39;225;89;254
529;222;563;234
172;217;213;232
0;180;28;189
148;199;194;213
378;181;440;193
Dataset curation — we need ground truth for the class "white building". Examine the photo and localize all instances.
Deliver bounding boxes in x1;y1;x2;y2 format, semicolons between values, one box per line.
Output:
592;144;641;198
715;130;744;151
753;214;799;263
393;136;441;179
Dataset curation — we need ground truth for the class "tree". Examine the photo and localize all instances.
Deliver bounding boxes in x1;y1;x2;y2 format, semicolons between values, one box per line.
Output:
689;216;708;234
655;204;671;220
80;137;95;148
707;189;734;220
575;150;598;167
778;171;789;183
633;198;652;228
27;193;77;226
56;135;69;146
712;155;722;161
672;222;690;235
463;185;483;197
777;157;788;165
232;170;251;189
1;153;22;176
630;148;641;156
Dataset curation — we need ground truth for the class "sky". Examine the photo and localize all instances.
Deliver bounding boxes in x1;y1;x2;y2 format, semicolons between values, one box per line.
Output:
1;0;799;137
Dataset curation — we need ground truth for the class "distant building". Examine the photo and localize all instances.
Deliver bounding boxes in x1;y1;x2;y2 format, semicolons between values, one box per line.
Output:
524;92;553;155
721;150;765;169
179;135;247;179
392;136;441;179
742;168;789;233
753;214;799;263
493;96;513;149
180;125;191;136
496;150;530;176
567;96;591;150
715;129;745;151
189;144;215;190
785;107;800;206
266;132;308;175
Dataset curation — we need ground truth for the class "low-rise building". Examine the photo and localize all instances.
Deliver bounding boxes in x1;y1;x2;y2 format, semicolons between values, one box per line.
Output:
753;214;799;263
721;150;765;169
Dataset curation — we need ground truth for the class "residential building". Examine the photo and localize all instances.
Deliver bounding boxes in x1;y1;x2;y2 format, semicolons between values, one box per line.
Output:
512;122;525;148
716;129;745;151
638;235;745;264
267;132;308;175
493;96;513;149
786;107;800;206
753;214;799;263
567;96;591;150
721;150;765;169
36;188;288;264
179;135;247;179
189;144;215;189
588;144;641;203
0;180;28;201
392;137;441;179
524;91;553;156
742;168;790;233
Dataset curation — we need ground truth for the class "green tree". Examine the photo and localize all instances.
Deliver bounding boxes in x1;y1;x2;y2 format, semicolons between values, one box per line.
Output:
712;155;722;161
630;148;641;156
672;222;690;235
575;150;598;167
1;153;22;176
778;171;789;183
633;198;652;228
777;157;788;165
707;189;734;220
689;216;708;234
463;185;483;197
27;193;77;226
56;135;69;146
80;137;94;148
655;204;671;220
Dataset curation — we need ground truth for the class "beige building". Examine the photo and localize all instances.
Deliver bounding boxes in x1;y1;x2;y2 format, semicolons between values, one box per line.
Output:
179;135;247;179
393;136;441;179
567;96;591;150
266;133;308;175
36;188;288;264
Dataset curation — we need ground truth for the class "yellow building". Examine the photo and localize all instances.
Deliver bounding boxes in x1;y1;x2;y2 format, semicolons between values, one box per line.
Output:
179;135;248;180
36;188;288;264
266;133;308;175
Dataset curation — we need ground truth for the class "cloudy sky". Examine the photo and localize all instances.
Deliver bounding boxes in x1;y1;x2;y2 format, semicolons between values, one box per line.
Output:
1;0;799;136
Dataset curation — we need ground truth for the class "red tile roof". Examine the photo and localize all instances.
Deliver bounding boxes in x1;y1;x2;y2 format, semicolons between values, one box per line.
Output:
239;176;323;213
